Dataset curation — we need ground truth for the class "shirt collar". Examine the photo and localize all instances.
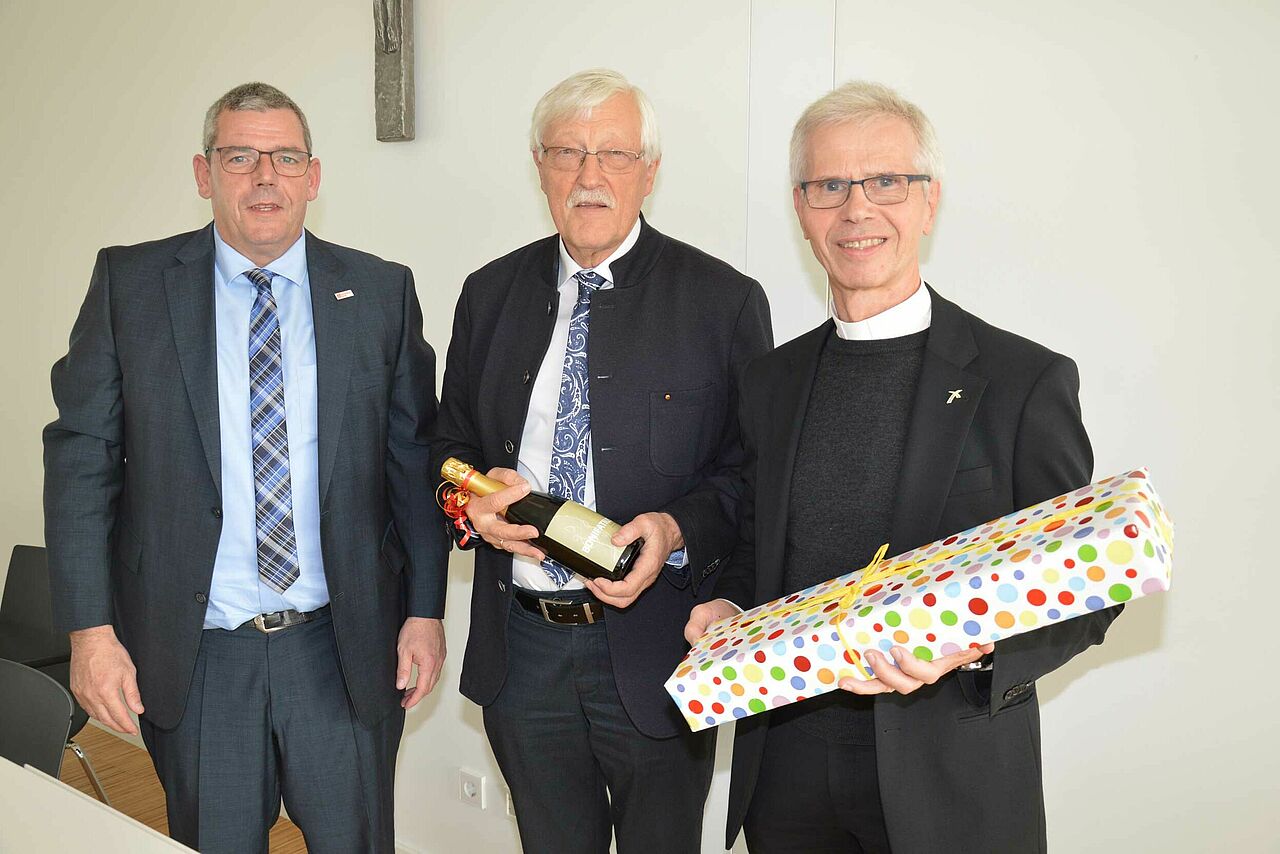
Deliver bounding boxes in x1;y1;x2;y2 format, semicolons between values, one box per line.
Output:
556;217;642;289
213;226;308;288
830;280;932;340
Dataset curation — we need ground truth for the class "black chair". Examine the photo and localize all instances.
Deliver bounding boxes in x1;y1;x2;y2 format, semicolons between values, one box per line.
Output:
0;657;74;776
0;545;110;801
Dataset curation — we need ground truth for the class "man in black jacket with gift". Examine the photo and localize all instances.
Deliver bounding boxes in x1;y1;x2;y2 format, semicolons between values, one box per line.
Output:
687;81;1121;854
430;69;772;854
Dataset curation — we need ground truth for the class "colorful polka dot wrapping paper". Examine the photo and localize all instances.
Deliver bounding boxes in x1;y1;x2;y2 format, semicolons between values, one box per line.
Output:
666;468;1173;732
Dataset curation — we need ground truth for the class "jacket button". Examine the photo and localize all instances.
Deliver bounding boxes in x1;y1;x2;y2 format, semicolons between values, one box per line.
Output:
194;592;207;604
522;370;531;384
211;507;222;518
546;301;553;315
498;581;507;593
504;440;515;454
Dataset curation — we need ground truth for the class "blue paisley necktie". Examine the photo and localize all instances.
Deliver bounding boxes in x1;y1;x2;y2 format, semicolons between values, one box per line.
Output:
542;269;606;586
246;267;301;594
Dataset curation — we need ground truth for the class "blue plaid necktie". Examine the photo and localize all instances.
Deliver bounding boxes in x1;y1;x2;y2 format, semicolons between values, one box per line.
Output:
246;268;301;594
542;269;606;586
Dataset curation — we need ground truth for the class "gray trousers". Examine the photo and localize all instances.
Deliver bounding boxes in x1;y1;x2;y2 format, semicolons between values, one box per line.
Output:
139;610;403;853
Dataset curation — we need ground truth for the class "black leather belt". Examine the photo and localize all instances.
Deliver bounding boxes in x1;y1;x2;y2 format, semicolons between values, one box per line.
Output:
513;589;604;625
245;605;330;634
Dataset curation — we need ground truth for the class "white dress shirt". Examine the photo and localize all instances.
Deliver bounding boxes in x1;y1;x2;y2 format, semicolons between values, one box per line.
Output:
511;219;643;591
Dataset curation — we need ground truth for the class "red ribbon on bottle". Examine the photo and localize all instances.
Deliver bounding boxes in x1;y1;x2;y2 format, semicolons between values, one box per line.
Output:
436;482;477;547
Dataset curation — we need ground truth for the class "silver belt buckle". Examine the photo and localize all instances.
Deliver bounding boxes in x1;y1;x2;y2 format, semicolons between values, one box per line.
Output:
538;598;572;622
252;613;287;634
537;598;596;624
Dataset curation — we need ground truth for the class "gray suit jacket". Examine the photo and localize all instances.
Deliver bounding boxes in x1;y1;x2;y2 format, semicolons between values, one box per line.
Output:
43;225;448;729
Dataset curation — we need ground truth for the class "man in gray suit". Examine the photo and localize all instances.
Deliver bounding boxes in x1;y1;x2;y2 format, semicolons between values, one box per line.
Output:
43;82;447;853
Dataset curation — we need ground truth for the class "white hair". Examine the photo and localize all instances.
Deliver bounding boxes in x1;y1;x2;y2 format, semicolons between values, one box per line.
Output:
790;80;943;185
529;69;661;163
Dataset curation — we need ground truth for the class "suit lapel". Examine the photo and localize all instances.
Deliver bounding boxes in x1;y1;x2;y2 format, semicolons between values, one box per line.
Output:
306;234;354;504
889;288;988;553
757;321;831;601
164;227;222;497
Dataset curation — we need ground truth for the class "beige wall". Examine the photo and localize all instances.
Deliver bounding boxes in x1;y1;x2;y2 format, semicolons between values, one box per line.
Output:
2;1;1277;851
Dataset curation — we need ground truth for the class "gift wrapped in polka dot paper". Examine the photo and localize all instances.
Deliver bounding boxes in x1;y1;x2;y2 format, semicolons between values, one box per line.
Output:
666;468;1173;732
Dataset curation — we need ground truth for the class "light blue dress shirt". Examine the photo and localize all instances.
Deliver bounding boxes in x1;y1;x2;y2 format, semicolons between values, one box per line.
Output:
204;228;327;630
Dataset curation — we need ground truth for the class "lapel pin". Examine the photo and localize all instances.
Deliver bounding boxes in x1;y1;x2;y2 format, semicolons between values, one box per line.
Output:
334;290;355;301
947;389;963;404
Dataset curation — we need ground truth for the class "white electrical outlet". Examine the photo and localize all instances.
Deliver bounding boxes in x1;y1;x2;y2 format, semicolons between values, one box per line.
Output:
505;787;516;820
458;769;486;809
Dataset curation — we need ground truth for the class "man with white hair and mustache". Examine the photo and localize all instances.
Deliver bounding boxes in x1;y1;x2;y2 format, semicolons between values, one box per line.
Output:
431;69;772;853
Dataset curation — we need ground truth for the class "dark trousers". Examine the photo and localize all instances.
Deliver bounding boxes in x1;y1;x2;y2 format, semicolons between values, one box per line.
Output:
483;592;715;854
138;610;403;854
744;719;892;854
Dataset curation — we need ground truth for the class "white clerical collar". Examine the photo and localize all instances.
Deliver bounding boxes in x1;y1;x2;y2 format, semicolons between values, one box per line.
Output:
830;281;932;340
556;217;642;289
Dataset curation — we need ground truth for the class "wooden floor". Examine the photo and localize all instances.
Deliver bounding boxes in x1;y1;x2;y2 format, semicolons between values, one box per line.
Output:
59;724;308;853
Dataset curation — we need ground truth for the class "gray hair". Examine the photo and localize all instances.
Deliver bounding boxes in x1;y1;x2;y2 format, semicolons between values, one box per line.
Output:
529;69;661;163
202;82;313;153
789;80;942;186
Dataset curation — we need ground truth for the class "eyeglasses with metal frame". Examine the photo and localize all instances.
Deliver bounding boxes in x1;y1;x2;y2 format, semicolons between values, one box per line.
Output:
539;145;645;174
799;174;931;208
206;146;314;177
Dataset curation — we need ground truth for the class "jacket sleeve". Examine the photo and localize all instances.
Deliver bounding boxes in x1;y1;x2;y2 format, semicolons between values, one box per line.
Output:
988;354;1122;710
661;279;773;595
704;357;763;609
385;266;450;618
43;248;126;634
427;277;489;549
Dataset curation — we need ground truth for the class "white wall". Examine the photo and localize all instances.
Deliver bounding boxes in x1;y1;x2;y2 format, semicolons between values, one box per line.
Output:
2;1;1276;852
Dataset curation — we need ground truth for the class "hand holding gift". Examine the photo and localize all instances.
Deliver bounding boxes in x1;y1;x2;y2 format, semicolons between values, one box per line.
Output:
840;641;994;696
685;599;741;645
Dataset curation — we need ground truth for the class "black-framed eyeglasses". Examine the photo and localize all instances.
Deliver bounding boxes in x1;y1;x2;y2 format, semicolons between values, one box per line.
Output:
206;146;314;177
799;174;931;208
539;145;644;174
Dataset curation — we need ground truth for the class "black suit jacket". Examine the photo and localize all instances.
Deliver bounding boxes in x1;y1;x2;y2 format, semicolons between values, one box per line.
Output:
43;225;448;730
431;218;773;738
716;287;1121;852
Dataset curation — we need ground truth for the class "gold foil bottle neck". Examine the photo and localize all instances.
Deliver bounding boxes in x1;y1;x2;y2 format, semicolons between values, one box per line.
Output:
440;457;502;497
440;457;474;486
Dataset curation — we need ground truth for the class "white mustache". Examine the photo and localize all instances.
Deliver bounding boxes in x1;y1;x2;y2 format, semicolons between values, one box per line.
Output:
566;188;615;209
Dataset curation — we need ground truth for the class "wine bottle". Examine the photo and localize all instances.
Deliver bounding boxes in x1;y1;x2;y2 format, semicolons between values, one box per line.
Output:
440;458;642;582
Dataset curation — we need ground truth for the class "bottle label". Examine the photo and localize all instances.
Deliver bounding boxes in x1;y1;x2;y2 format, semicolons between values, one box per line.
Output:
545;503;627;569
